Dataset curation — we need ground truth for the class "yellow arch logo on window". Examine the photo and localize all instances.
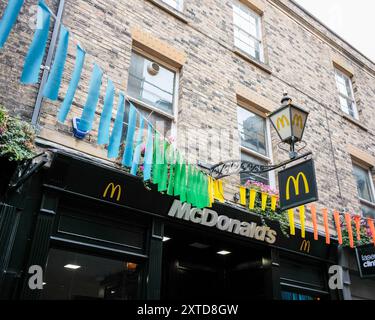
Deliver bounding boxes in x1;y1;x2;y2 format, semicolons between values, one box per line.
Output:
103;183;122;202
276;115;290;130
293;115;303;130
286;172;310;200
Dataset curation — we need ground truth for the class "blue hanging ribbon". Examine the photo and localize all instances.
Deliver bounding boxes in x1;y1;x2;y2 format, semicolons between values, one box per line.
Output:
42;25;69;100
57;44;85;123
77;63;103;132
122;103;137;167
97;79;115;145
0;0;24;49
20;0;51;84
130;117;145;176
143;124;154;181
107;92;125;159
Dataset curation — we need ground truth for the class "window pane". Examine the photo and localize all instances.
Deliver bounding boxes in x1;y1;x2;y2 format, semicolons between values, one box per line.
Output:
128;52;175;115
361;204;375;219
161;0;183;10
237;106;267;156
240;152;269;186
353;165;374;202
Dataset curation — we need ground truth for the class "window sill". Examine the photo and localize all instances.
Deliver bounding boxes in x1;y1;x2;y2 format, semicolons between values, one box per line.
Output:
341;113;368;132
359;198;375;209
234;49;272;74
146;0;188;24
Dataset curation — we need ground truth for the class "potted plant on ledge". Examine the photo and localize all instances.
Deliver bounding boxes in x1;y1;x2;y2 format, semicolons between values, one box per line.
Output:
0;106;36;196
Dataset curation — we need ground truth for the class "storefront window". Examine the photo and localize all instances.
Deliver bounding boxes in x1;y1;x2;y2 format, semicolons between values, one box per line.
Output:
353;163;375;219
281;291;318;301
40;248;142;300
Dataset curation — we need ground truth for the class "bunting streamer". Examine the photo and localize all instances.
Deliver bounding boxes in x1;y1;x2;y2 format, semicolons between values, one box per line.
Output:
57;45;86;123
239;187;247;206
368;218;375;246
249;189;256;210
345;213;354;249
42;25;69;100
311;205;318;241
166;149;176;196
354;215;361;242
208;177;214;207
0;0;24;49
107;92;125;159
186;166;194;205
333;210;343;245
288;209;295;236
173;153;182;196
78;64;103;132
261;193;268;211
20;0;51;84
143;124;154;181
271;195;277;212
213;180;225;203
130;117;145;176
122;103;138;167
299;206;306;239
158;142;169;192
322;209;330;245
179;163;187;203
152;132;162;184
97;79;115;145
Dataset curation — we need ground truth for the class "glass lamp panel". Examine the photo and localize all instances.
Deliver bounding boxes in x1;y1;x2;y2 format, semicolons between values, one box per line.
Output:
291;107;308;141
270;107;292;141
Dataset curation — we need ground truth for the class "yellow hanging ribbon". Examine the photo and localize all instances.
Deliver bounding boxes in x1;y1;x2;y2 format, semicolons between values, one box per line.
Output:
299;205;306;239
207;177;213;207
249;189;257;210
271;195;278;211
239;187;247;206
213;179;224;203
261;192;268;211
288;209;295;236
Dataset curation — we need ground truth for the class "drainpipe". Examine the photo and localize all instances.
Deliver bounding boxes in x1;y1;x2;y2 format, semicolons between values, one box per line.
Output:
31;0;66;126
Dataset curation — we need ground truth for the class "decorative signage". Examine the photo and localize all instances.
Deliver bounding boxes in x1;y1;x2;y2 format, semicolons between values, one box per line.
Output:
278;159;319;211
355;244;375;278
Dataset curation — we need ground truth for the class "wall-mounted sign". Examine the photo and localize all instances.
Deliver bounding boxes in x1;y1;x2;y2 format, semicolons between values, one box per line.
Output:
278;159;319;211
355;244;375;278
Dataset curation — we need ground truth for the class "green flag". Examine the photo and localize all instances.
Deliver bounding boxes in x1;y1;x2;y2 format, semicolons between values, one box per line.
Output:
179;163;187;203
173;152;182;196
158;141;169;192
186;165;193;205
152;132;162;184
167;148;176;196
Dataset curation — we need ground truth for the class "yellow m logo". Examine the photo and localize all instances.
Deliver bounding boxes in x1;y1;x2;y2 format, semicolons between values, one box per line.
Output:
300;240;311;253
286;172;310;200
293;115;303;129
276;116;290;130
103;183;122;202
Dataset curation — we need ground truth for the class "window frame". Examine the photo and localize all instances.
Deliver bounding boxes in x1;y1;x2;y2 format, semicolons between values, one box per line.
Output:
334;68;358;120
160;0;184;11
232;1;264;63
352;161;375;217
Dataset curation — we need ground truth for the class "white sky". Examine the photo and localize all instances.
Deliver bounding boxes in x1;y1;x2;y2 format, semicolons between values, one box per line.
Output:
294;0;375;62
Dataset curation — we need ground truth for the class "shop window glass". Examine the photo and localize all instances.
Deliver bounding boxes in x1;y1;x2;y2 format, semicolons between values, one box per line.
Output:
353;164;375;219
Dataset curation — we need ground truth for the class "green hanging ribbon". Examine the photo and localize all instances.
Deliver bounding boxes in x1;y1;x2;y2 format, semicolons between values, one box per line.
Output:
152;132;162;184
179;163;187;203
158;141;169;192
173;152;182;196
167;148;176;196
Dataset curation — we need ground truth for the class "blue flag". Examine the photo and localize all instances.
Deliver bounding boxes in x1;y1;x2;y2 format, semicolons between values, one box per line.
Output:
78;63;103;132
107;92;125;159
57;44;85;123
143;124;154;181
43;25;69;100
98;79;115;145
20;0;51;84
130;117;145;176
0;0;24;48
122;103;137;167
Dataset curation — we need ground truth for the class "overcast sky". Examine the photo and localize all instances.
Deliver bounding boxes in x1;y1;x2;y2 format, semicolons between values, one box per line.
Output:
294;0;375;62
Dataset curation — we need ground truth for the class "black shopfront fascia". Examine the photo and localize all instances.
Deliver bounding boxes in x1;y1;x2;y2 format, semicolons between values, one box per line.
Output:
12;150;339;300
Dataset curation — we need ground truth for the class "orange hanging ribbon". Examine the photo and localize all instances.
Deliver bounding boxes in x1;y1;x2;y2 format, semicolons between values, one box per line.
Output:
322;209;330;244
354;215;361;242
345;213;354;248
367;218;375;246
311;204;318;241
333;210;342;245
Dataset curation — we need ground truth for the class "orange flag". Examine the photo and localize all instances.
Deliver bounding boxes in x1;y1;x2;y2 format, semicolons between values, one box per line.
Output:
322;209;330;244
333;210;343;245
345;213;354;248
311;205;318;241
368;218;375;246
354;215;361;242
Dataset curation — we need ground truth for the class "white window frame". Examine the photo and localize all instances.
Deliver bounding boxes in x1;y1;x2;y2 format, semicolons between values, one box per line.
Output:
353;161;375;217
233;1;264;63
127;48;179;140
335;68;358;120
161;0;183;11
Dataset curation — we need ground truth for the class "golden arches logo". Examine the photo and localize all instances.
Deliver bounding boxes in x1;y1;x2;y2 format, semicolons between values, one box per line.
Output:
286;172;310;200
293;115;303;130
103;183;122;202
276;116;290;130
300;240;311;253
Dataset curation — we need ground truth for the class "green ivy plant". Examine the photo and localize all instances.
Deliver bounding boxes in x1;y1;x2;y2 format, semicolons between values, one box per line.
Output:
0;106;36;162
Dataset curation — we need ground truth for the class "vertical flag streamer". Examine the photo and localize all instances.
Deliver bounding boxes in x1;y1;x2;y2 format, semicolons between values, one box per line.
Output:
21;0;51;84
58;45;86;123
213;180;224;203
122;103;138;167
367;218;375;246
299;206;306;239
208;177;214;207
345;213;354;248
249;189;256;210
173;153;182;196
152;132;162;184
239;187;246;206
78;63;103;132
42;25;69;100
288;209;295;236
354;215;361;242
179;163;187;203
97;79;115;145
167;149;176;196
158;142;169;192
143;124;154;181
130;117;145;176
322;209;330;244
333;210;343;245
0;0;24;49
261;193;268;211
271;195;277;212
311;205;318;241
107;92;125;158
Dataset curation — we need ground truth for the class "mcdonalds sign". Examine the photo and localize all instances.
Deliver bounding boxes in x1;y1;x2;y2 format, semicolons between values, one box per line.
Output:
278;159;319;211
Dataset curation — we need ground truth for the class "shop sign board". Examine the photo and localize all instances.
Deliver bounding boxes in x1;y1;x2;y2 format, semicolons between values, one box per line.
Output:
355;244;375;278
